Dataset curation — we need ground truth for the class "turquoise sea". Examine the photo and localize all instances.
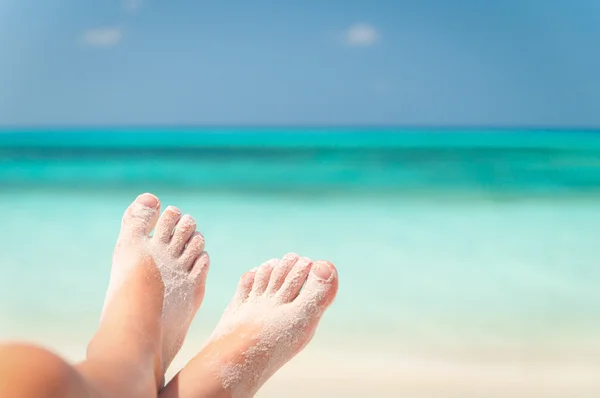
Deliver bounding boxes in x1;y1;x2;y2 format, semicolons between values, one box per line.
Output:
1;128;600;396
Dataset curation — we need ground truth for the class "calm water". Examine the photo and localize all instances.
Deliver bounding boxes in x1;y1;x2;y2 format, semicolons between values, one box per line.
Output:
1;128;600;364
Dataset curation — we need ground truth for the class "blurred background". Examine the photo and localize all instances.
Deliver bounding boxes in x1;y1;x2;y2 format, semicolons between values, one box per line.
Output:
1;1;600;397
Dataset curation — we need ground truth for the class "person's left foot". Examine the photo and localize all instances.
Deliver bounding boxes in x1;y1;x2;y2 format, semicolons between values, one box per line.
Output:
86;193;210;393
160;253;338;398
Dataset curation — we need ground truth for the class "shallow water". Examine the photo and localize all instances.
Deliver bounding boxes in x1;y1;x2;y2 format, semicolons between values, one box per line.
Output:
1;128;600;396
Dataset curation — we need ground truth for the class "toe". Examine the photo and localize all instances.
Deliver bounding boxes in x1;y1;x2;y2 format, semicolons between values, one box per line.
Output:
154;206;181;243
170;214;197;256
296;261;338;312
189;251;210;279
180;232;206;270
120;193;161;237
266;253;299;294
275;257;313;303
231;268;257;306
189;251;210;303
250;259;278;297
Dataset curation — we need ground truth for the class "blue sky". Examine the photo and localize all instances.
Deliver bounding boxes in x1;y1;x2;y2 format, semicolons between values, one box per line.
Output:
0;0;598;126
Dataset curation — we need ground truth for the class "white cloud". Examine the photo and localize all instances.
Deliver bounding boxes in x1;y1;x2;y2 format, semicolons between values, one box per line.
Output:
345;23;379;47
123;0;142;12
81;27;123;47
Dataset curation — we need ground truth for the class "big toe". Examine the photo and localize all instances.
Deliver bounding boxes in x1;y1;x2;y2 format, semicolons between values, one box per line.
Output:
296;261;338;314
120;193;161;237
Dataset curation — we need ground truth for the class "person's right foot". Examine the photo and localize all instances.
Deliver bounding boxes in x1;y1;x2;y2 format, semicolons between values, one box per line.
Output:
160;253;339;398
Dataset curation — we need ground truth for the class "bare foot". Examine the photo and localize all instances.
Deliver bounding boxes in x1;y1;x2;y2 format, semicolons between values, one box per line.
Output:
160;253;338;398
84;193;209;395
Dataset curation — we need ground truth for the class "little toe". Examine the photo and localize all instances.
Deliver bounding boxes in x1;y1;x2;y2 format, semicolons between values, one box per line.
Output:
230;268;258;307
266;253;299;295
189;251;210;302
181;232;206;270
275;257;313;303
295;261;339;313
189;251;210;280
154;206;181;243
249;259;278;297
170;214;197;256
120;193;161;238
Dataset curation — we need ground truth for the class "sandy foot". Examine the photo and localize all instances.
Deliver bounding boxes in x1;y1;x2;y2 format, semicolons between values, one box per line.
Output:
161;253;338;398
87;193;210;389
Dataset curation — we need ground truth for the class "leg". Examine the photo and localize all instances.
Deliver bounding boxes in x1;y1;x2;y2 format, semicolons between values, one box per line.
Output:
160;253;339;398
0;344;92;398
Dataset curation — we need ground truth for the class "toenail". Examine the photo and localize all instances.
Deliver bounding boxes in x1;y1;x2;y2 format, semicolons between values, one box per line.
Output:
136;193;159;208
312;261;333;280
166;205;181;215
